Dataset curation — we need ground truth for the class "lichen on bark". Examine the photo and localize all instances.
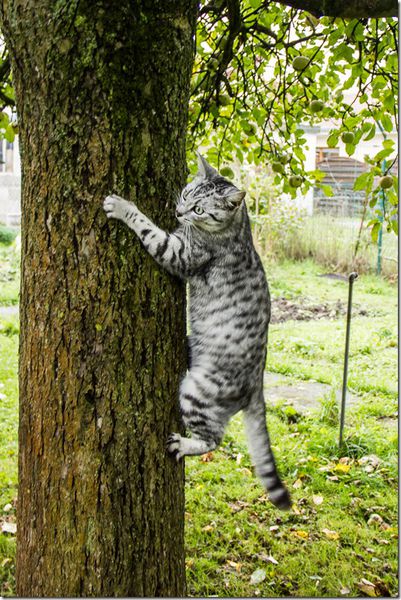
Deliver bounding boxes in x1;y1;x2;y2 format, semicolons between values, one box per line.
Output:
0;0;197;596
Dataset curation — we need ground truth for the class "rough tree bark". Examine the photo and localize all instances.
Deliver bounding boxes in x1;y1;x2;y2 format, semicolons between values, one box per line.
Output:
0;0;197;596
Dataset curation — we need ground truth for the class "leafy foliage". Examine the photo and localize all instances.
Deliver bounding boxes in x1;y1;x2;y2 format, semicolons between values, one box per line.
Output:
0;3;398;232
188;1;398;233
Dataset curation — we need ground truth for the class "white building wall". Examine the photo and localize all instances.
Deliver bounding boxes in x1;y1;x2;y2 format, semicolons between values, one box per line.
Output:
0;136;21;225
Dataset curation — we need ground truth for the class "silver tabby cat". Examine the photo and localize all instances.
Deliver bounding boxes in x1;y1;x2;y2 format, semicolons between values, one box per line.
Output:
103;153;291;509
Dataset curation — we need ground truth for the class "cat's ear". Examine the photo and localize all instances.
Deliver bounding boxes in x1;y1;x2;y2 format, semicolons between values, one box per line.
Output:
226;189;246;209
196;151;219;179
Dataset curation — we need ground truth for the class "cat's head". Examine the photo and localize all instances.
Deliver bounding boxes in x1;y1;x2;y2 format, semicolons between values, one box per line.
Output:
176;152;245;232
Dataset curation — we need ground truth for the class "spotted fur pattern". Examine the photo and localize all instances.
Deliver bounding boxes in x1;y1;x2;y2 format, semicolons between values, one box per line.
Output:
103;154;291;509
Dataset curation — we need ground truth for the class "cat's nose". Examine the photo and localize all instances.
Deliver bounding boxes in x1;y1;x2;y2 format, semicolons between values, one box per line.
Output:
176;207;184;217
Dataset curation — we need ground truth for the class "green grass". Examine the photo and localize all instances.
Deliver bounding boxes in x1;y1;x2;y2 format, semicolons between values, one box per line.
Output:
0;242;20;306
0;246;398;597
0;316;18;596
185;259;398;597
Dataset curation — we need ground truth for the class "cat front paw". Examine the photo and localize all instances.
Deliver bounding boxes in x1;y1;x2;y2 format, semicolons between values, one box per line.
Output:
166;433;184;462
103;194;129;220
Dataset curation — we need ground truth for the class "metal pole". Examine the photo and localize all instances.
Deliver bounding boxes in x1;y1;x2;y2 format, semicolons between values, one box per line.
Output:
339;272;358;449
377;158;387;275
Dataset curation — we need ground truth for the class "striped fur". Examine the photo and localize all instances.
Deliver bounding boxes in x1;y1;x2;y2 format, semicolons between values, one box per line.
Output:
103;153;291;509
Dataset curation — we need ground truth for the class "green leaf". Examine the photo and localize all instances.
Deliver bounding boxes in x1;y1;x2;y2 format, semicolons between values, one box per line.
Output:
363;123;376;141
371;222;381;243
345;143;355;157
4;125;15;143
373;148;395;163
320;184;334;197
327;131;339;148
353;171;372;191
381;114;393;133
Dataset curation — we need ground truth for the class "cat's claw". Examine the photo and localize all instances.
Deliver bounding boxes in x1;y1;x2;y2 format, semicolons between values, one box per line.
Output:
103;194;127;219
166;433;184;462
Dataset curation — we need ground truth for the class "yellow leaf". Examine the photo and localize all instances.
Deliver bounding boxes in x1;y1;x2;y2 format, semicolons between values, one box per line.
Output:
356;579;377;597
227;560;242;572
334;463;351;473
293;478;303;489
322;528;340;540
200;452;214;462
292;529;309;539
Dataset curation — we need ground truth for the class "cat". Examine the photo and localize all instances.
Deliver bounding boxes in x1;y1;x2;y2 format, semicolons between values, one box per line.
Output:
103;153;291;509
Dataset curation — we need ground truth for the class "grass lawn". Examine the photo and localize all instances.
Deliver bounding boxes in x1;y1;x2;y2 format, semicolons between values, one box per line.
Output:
185;260;398;597
0;244;398;597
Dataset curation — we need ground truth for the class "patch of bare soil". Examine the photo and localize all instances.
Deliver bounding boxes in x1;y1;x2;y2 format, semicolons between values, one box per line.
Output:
271;297;368;324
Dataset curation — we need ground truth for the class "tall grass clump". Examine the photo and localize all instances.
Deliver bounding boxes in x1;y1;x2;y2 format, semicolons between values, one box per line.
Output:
251;209;397;278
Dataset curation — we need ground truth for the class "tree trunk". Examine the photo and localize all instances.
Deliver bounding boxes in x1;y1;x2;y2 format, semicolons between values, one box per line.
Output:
0;1;196;595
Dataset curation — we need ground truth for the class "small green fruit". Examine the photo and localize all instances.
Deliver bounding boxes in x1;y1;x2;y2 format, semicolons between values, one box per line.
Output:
279;153;291;164
219;94;231;106
309;99;324;113
379;175;394;189
220;167;234;179
272;162;285;174
292;56;309;71
242;121;257;135
289;175;303;188
341;131;355;144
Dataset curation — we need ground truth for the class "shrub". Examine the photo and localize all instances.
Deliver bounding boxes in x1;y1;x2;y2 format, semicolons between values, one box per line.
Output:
0;226;18;246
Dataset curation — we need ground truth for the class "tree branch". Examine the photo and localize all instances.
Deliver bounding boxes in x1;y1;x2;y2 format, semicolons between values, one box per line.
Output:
274;0;398;18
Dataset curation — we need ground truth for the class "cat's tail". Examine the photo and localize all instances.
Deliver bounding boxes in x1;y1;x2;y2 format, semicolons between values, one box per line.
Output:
243;391;291;510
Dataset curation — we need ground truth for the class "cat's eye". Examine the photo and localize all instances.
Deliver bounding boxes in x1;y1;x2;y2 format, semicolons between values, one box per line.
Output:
193;206;204;215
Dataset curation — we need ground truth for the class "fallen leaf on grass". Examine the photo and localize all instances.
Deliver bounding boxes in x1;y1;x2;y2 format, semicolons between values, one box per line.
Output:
202;522;216;532
258;553;279;565
358;455;381;469
312;495;324;505
1;522;16;535
250;568;266;585
340;586;351;595
293;478;303;489
228;500;250;513
225;560;242;572
367;513;383;526
356;578;377;597
200;452;214;462
321;528;339;540
327;475;340;482
334;463;351;474
339;456;351;464
367;514;392;530
291;529;309;540
239;467;252;477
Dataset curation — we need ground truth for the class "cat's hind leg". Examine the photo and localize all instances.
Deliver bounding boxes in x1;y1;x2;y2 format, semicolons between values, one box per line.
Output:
166;369;225;461
166;433;217;461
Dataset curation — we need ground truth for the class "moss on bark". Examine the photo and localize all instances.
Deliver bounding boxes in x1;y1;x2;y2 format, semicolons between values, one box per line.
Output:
0;0;197;595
